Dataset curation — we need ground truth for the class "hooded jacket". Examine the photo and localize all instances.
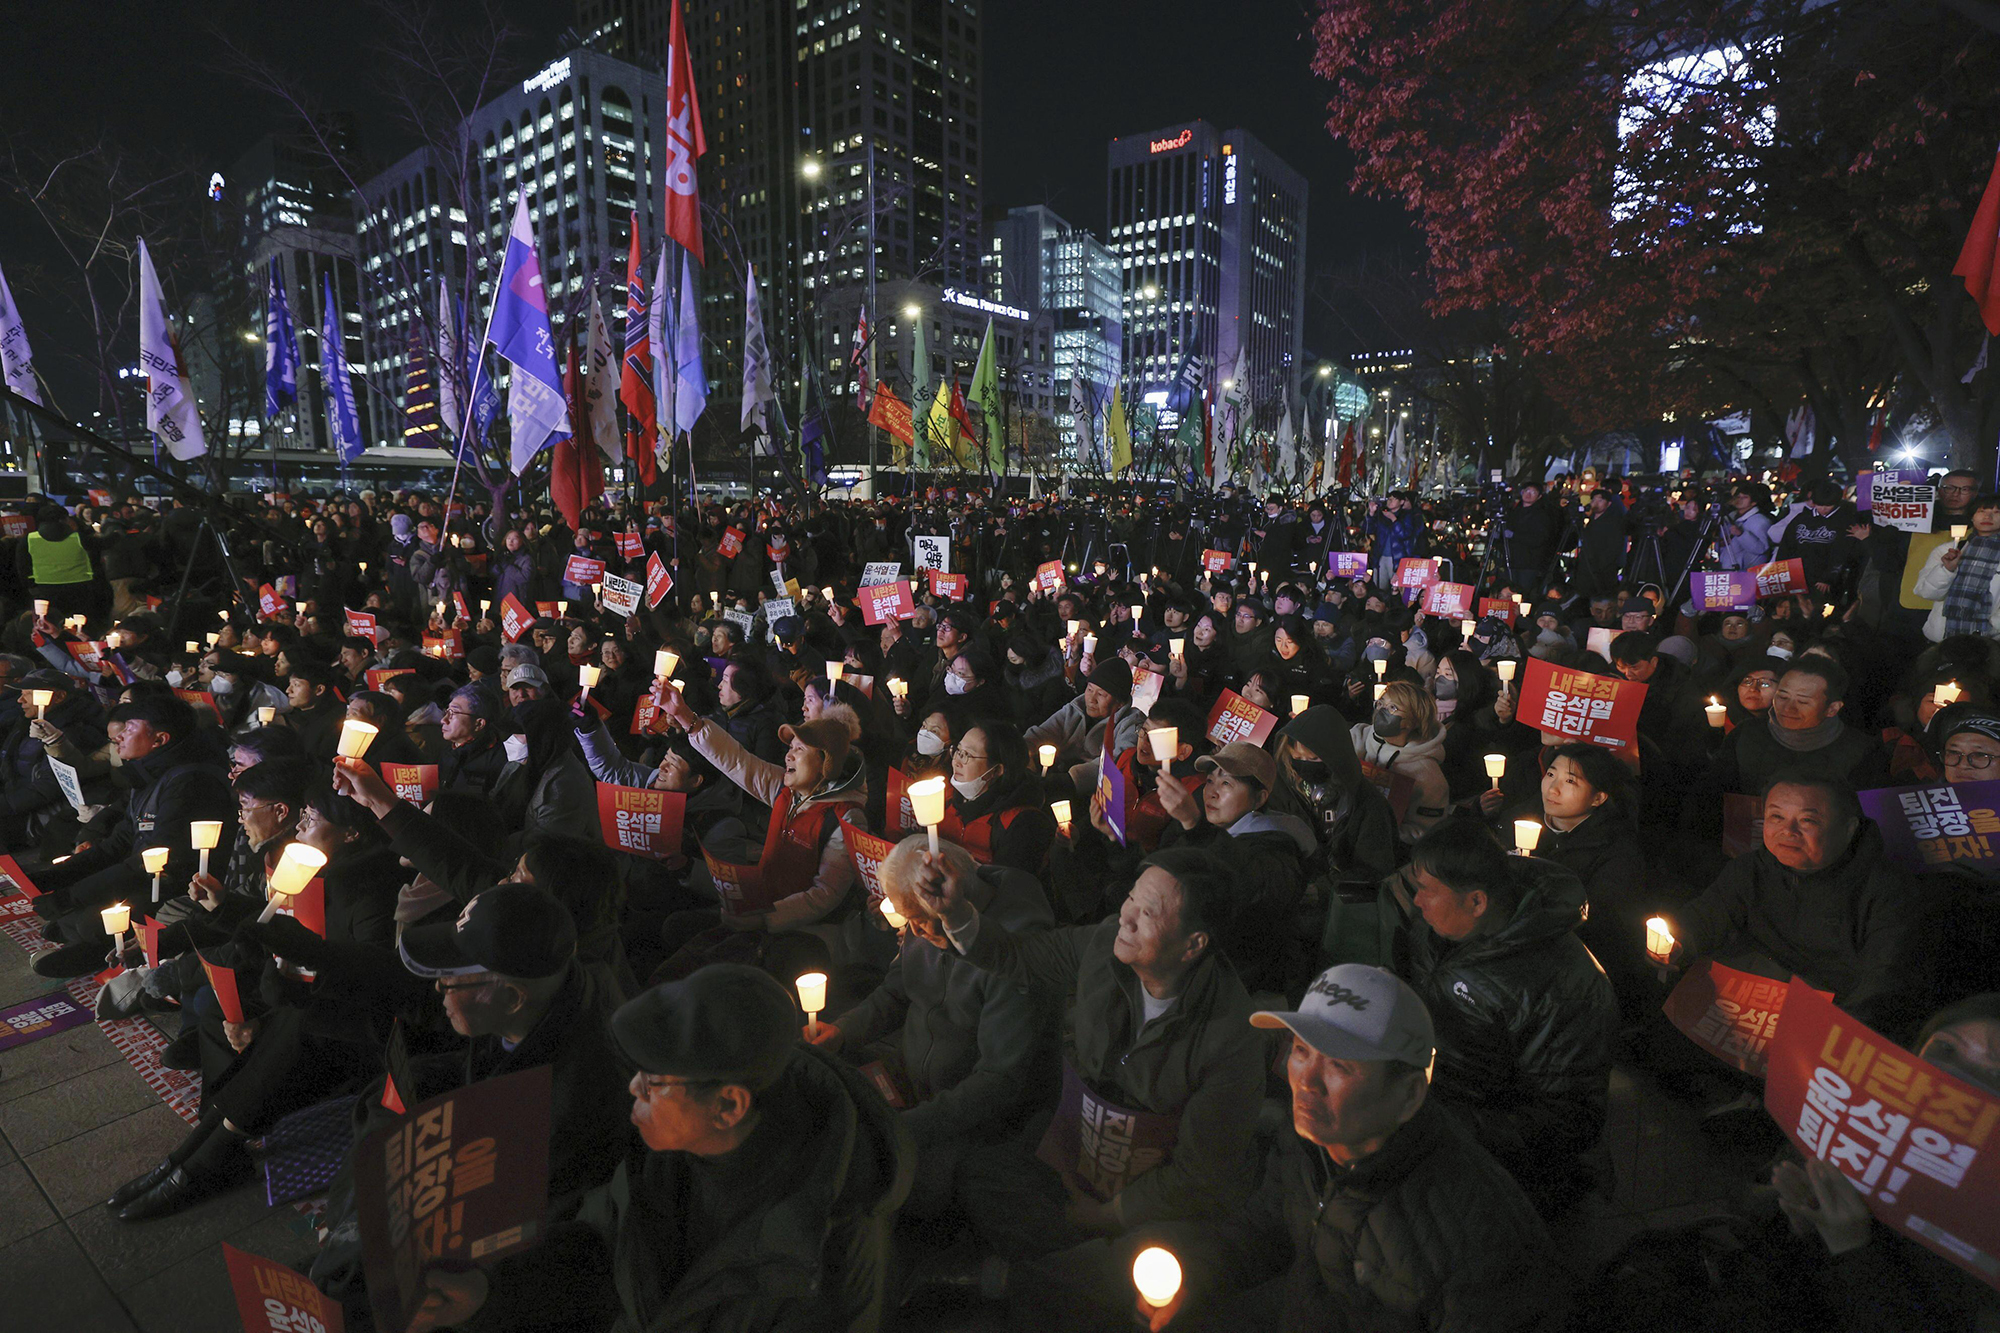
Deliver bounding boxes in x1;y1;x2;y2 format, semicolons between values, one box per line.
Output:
950;914;1264;1227
1672;820;1940;1042
833;864;1058;1147
472;1045;913;1333
686;715;869;931
1351;724;1452;844
1400;856;1617;1183
1161;808;1317;995
1145;1098;1569;1333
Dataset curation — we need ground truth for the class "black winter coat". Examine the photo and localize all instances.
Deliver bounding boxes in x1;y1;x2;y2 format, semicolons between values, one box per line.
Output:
1399;855;1618;1187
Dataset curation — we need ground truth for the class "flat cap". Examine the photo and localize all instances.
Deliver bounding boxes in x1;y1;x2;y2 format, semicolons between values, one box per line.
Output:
611;964;800;1088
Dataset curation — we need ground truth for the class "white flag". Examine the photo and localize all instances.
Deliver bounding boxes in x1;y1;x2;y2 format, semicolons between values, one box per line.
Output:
137;240;206;461
1383;415;1405;491
741;263;772;448
583;294;620;461
673;252;707;436
1322;416;1338;491
0;260;39;405
649;247;672;449
1275;401;1297;488
436;283;460;437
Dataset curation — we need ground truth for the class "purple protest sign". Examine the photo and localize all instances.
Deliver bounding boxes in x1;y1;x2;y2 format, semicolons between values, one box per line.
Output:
1691;570;1758;612
0;991;93;1051
1329;552;1370;579
1858;780;2000;876
1096;750;1128;846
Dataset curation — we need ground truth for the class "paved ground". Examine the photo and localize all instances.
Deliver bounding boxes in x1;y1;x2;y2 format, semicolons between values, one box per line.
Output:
0;939;318;1333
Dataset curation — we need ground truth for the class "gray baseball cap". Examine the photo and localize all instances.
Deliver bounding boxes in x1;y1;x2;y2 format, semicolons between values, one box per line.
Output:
1251;964;1436;1071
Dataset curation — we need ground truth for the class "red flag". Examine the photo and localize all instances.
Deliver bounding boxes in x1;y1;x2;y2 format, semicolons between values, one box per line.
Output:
552;346;604;529
1953;146;2000;336
1866;400;1888;453
620;215;658;486
1336;423;1357;488
948;380;978;441
662;0;708;264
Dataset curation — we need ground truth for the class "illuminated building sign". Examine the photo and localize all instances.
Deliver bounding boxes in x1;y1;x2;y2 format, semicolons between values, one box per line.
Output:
524;57;573;94
1223;149;1237;205
942;288;1029;322
1149;129;1193;154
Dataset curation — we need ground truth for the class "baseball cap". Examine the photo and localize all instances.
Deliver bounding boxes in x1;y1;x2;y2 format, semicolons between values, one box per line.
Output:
503;663;550;690
1195;740;1277;791
399;884;577;980
611;964;800;1088
1251;964;1436;1070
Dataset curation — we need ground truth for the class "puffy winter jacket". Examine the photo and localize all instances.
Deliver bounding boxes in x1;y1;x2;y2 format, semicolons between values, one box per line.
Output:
1669;819;1941;1042
1350;724;1452;844
832;864;1058;1147
1399;855;1618;1193
1160;808;1317;995
1143;1097;1569;1333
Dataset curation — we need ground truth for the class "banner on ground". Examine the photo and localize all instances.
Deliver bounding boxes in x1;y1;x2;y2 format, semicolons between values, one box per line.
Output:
354;1065;553;1333
1693;570;1760;613
596;782;687;860
601;573;643;618
1515;657;1645;753
860;579;915;625
1764;980;2000;1290
1663;960;1828;1077
1205;689;1278;748
0;992;92;1053
1858;780;2000;876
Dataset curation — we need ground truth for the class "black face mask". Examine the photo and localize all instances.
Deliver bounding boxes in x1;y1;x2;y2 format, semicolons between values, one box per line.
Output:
1371;708;1402;739
1291;757;1328;780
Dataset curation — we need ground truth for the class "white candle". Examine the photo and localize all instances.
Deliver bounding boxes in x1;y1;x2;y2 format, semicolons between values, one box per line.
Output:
1705;697;1728;728
826;661;844;684
1952;524;1969;543
1645;916;1676;962
888;677;908;700
259;842;327;923
1461;618;1476;639
795;970;829;1036
1290;694;1310;716
1373;658;1387;677
908;776;947;855
1132;1247;1183;1310
185;640;199;654
1082;634;1097;656
1936;680;1963;706
556;600;568;616
142;845;170;903
1039;743;1057;772
1513;819;1542;855
32;599;48;618
25;688;51;719
1170;636;1185;659
578;663;600;702
335;718;378;761
1496;659;1518;683
257;706;276;726
100;901;131;937
1050;798;1072;834
654;648;680;679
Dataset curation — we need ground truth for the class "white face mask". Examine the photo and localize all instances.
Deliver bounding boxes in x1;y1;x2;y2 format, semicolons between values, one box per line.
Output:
211;676;234;695
503;733;529;763
951;771;990;801
915;729;946;756
166;669;185;688
944;673;970;696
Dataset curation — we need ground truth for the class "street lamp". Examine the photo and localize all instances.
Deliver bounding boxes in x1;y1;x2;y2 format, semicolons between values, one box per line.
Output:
902;302;921;321
1317;363;1332;378
1142;283;1159;300
801;157;822;180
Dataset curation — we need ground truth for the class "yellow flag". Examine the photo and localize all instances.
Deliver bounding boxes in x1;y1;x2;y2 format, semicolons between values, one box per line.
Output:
1107;382;1132;473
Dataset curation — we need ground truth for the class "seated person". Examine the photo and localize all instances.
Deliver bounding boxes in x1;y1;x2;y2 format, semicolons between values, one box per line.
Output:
934;718;1057;877
406;965;913;1333
1024;659;1146;792
810;835;1057;1218
1398;815;1618;1214
1121;965;1569;1332
1660;774;1941;1044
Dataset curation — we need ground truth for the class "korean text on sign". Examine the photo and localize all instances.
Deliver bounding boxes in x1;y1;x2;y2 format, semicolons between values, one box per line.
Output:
1860;780;2000;876
1516;656;1645;753
1204;689;1277;748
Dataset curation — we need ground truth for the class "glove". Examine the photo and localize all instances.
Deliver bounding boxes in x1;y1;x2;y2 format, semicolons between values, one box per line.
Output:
570;691;594;732
242;914;331;969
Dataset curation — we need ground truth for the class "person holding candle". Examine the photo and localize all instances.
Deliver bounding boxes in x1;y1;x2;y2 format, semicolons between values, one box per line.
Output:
411;964;912;1333
1349;679;1453;845
1118;965;1565;1333
1164;612;1229;710
934;720;1057;877
1913;490;2000;642
1024;659;1145;797
1274;705;1399;886
1398;815;1618;1215
280;658;350;765
0;667;108;848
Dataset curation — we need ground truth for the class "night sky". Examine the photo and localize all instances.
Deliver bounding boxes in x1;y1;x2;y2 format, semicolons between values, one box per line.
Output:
2;0;1416;405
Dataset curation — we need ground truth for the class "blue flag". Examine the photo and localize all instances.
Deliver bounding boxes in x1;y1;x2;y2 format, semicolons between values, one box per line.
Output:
264;259;300;419
487;198;570;474
458;298;500;460
1165;334;1204;419
800;374;831;486
319;273;363;464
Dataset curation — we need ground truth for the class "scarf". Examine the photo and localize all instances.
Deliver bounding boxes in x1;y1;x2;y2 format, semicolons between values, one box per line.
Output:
1942;534;2000;638
1768;712;1845;752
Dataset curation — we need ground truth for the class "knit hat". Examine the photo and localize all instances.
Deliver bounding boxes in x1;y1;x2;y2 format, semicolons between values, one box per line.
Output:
1087;658;1133;704
390;513;414;540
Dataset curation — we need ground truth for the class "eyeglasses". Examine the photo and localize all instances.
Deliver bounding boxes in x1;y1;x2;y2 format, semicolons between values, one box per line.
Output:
950;746;988;764
1942;483;1978;494
1945;750;1999;770
435;975;495;994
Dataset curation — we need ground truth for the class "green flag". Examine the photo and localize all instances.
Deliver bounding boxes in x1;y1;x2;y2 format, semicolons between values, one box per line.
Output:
967;318;1003;475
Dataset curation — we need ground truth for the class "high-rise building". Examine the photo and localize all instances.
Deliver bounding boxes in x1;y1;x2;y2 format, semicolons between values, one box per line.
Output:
353;48;667;455
1105;121;1307;421
577;0;985;468
983;205;1120;458
233;133;373;460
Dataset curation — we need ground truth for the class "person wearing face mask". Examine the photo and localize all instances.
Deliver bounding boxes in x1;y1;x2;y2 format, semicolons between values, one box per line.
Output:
1004;626;1070;723
1350;680;1452;844
936;720;1056;877
940;648;1009;719
907;708;957;781
1275;705;1397;885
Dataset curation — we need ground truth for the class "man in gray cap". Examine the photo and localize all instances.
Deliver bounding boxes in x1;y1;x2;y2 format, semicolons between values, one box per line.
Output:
406;964;913;1333
1122;965;1567;1332
502;662;549;707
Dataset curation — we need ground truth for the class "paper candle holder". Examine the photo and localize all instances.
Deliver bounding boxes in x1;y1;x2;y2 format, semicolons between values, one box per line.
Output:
140;846;170;875
1483;754;1505;786
268;843;326;898
578;664;601;690
1290;694;1310;716
826;661;844;684
257;706;277;726
1148;727;1178;763
100;901;131;937
1038;744;1057;772
1513;819;1542;854
1496;660;1518;683
1133;1247;1183;1309
335;719;378;760
654;648;680;679
1645;916;1675;961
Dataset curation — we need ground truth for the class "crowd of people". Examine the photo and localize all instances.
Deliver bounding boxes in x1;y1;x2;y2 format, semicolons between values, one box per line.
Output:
1;468;1996;1331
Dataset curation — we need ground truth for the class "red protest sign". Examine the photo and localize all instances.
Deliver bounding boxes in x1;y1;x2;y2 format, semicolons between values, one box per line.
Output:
222;1241;345;1333
257;583;282;618
928;568;968;601
453;591;471;623
1477;597;1519;626
364;668;401;691
1663;961;1829;1077
1422;581;1475;618
1752;557;1807;599
1764;980;2000;1289
0;514;24;539
535;601;561;619
173;687;228;725
66;640;106;675
1393;558;1439;590
354;1066;553;1333
718;526;746;559
645;552;673;607
421;633;463;660
499;594;533;643
1514;656;1646;754
1035;559;1065;592
884;767;916;835
704;848;779;916
377;763;440;805
201;954;245;1023
841;817;898;910
631;691;671;737
596;783;688;861
345;608;379;645
0;854;42;897
1200;549;1234;573
1205;689;1278;748
615;529;643;560
860;579;915;625
141;917;160;968
285;877;327;938
562;554;606;586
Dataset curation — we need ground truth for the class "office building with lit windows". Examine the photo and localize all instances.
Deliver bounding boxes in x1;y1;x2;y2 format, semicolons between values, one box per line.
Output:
1105;121;1306;419
353;48;666;454
983;205;1120;457
578;0;985;463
